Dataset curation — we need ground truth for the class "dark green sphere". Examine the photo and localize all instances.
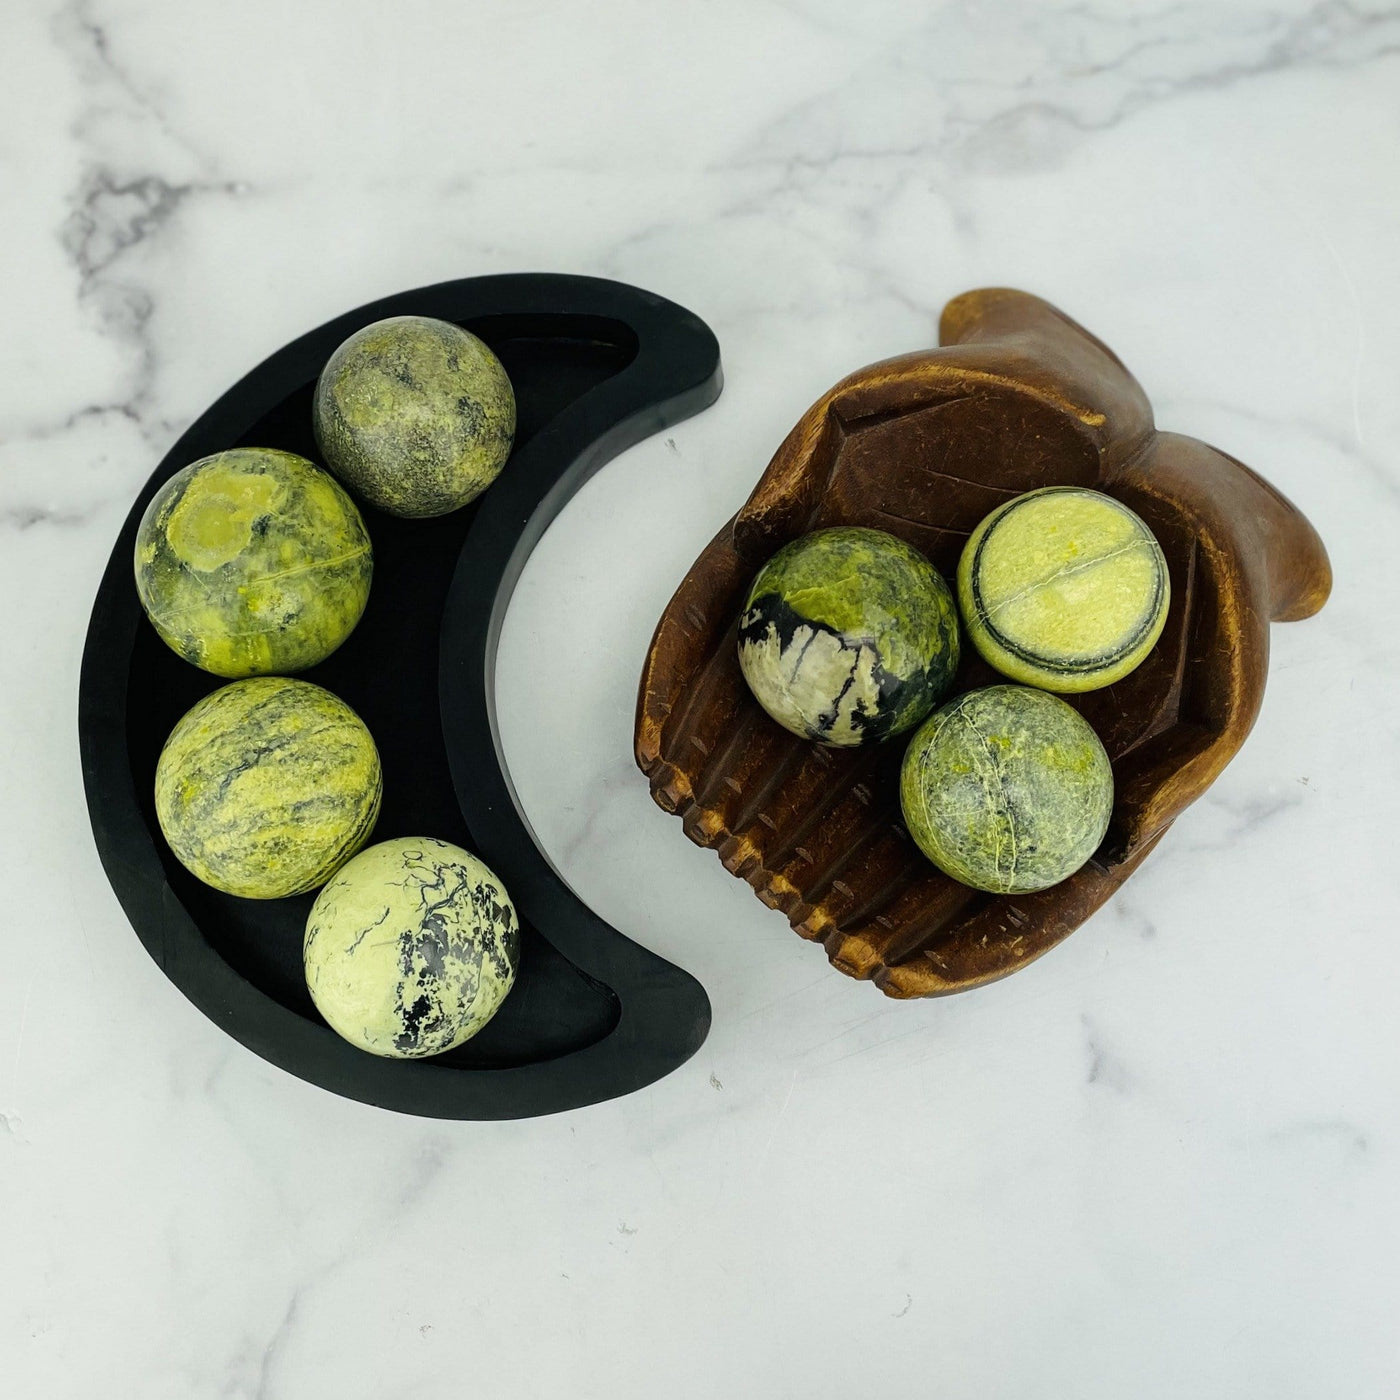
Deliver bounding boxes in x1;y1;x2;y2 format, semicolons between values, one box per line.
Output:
313;315;515;518
737;527;960;747
900;685;1113;894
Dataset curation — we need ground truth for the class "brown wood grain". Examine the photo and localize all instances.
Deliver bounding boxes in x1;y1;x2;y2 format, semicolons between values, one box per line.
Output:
635;289;1332;997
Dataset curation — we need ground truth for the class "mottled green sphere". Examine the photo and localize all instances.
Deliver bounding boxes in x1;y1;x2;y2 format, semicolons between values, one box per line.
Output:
134;448;372;678
155;678;381;899
304;837;520;1058
958;486;1169;694
313;315;516;518
900;685;1113;894
737;526;960;747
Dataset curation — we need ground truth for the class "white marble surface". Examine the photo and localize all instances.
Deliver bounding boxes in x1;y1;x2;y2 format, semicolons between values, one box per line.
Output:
3;0;1398;1394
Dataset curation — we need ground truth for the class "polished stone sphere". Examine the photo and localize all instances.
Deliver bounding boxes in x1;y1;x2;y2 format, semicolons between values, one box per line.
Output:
134;448;372;678
737;526;960;747
957;486;1169;693
313;315;516;518
154;678;381;899
304;837;520;1058
900;684;1113;894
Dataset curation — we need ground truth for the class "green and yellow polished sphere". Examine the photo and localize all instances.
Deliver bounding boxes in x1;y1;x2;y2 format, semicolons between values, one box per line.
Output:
958;486;1169;694
304;837;520;1058
900;684;1113;895
737;526;960;747
134;447;372;678
154;678;381;899
313;315;516;518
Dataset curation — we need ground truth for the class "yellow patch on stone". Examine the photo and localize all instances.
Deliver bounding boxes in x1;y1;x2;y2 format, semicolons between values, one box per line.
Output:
164;465;282;571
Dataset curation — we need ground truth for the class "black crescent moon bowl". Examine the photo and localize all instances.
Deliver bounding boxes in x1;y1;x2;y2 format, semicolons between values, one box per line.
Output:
79;274;720;1119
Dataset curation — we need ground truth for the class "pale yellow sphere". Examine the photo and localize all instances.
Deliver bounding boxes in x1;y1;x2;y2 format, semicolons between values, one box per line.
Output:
304;837;520;1058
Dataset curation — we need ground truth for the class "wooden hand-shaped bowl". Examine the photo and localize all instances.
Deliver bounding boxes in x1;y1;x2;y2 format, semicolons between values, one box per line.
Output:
636;289;1331;997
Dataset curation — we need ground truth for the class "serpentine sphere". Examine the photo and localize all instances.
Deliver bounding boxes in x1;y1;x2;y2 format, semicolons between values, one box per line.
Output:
737;526;960;747
313;315;516;518
134;448;372;678
900;684;1113;895
304;837;520;1058
958;486;1169;693
154;678;381;899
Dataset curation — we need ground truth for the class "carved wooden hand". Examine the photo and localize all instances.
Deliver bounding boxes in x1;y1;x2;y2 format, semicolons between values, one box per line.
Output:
636;290;1331;996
